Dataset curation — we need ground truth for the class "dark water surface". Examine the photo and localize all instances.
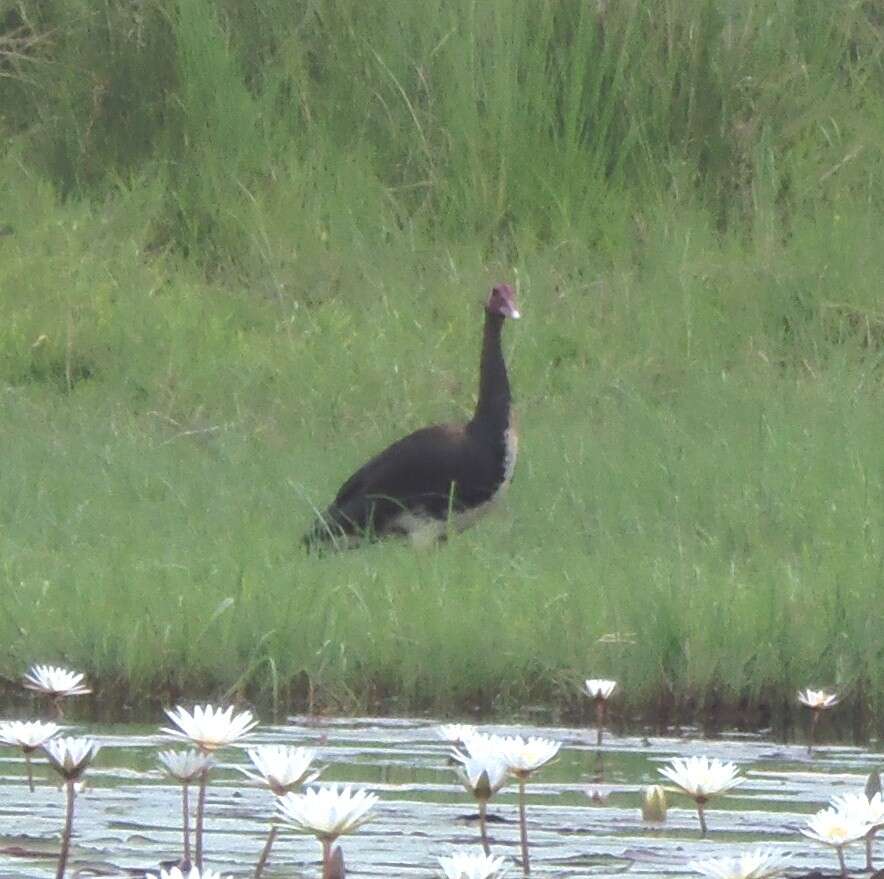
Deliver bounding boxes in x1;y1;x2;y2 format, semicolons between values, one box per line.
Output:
1;716;881;877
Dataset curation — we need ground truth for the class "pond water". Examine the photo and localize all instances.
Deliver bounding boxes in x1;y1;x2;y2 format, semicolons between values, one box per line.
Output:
0;715;881;877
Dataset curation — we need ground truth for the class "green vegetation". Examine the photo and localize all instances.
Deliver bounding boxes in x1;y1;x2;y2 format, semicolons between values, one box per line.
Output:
1;1;882;733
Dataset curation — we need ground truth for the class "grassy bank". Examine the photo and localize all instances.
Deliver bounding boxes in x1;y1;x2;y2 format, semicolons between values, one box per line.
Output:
1;1;883;734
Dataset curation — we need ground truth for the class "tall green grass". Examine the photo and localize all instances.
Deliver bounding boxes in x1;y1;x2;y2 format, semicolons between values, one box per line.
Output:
3;1;883;253
1;1;883;734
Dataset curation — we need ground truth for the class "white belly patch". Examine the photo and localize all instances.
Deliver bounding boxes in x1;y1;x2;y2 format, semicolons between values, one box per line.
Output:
389;510;448;547
390;424;518;545
501;425;518;488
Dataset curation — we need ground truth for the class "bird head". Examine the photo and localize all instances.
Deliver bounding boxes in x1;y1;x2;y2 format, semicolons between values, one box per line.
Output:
486;283;520;319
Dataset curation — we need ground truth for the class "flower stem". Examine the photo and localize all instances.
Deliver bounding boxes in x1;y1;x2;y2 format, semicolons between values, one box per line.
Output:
253;824;278;879
182;782;191;864
593;750;605;783
194;767;209;869
53;698;65;721
808;708;820;755
866;828;876;872
696;798;708;838
478;799;491;856
321;838;332;879
328;845;345;879
595;699;606;746
518;779;531;876
836;843;847;879
25;751;35;793
55;780;76;879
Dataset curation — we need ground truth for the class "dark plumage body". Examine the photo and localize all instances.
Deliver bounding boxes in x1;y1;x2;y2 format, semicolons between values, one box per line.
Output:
305;285;520;549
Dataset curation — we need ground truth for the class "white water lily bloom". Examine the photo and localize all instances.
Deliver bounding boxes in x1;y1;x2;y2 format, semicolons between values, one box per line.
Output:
802;806;871;847
157;748;214;783
585;679;617;700
451;736;510;798
494;735;561;779
798;688;840;710
437;724;477;743
276;784;378;842
161;704;258;751
242;745;320;795
22;665;91;697
0;720;61;752
42;736;99;781
438;850;508;878
831;791;884;829
456;732;509;762
658;756;744;800
690;849;791;879
454;754;510;801
148;868;233;879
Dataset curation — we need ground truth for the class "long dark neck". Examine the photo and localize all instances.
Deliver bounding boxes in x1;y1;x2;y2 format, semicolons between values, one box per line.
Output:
471;310;511;434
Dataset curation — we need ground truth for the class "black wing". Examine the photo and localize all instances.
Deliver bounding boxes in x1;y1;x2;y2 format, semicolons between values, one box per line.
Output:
308;423;500;543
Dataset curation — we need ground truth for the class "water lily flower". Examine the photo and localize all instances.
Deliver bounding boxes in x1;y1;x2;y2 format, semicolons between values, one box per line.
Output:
438;850;509;878
241;744;321;796
437;723;478;744
148;869;232;879
245;746;322;878
803;804;871;844
276;784;378;841
689;849;791;879
158;749;215;866
23;665;91;698
830;791;884;871
831;791;884;826
0;719;61;750
798;688;840;709
641;785;668;823
158;748;215;784
494;736;560;780
23;665;90;718
161;705;255;869
584;678;617;744
802;806;871;878
277;784;378;876
490;735;559;875
162;704;258;752
0;720;61;791
452;753;509;856
584;679;617;700
658;755;744;836
42;737;99;879
798;688;840;754
42;736;100;782
456;732;509;760
453;753;510;801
